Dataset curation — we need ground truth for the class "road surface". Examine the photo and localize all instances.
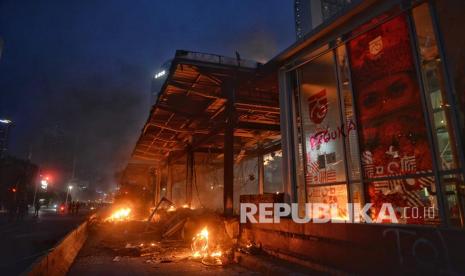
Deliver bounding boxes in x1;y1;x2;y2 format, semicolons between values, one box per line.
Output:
0;208;89;275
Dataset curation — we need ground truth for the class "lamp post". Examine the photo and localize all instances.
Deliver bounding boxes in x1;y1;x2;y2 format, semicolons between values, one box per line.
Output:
33;174;49;212
65;185;73;211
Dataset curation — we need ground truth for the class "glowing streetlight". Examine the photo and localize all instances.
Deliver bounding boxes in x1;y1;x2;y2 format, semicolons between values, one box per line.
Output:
33;174;51;210
0;118;12;124
65;185;73;210
0;118;13;158
40;179;48;190
154;70;166;79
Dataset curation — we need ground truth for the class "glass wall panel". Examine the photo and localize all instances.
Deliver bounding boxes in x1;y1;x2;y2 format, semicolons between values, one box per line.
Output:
441;174;465;227
308;184;349;220
336;46;361;182
292;70;309;216
171;161;187;207
348;13;438;224
233;156;259;214
434;0;465;158
298;51;347;187
412;3;460;171
263;149;283;193
297;50;349;210
192;152;223;212
411;3;465;226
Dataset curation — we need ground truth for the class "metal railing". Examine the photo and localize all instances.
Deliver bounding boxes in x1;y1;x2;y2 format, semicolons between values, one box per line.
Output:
175;50;259;69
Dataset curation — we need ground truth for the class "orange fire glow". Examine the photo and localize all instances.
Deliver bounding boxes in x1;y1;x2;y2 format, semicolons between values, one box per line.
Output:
105;207;131;222
191;226;223;263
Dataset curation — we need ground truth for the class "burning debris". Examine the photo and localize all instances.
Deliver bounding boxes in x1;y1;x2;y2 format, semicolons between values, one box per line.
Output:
78;203;250;274
105;207;132;222
191;227;209;258
191;226;224;266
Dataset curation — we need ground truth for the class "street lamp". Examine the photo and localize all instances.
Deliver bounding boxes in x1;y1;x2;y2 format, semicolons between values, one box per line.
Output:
40;179;48;190
0;119;12;124
65;185;73;210
33;174;50;212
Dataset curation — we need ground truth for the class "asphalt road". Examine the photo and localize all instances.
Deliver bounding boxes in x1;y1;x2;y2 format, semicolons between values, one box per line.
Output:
0;208;89;276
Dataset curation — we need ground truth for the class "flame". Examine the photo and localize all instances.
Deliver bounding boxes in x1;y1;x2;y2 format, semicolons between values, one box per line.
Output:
105;208;131;222
210;251;222;257
167;205;176;212
181;204;195;210
191;227;223;263
192;226;209;258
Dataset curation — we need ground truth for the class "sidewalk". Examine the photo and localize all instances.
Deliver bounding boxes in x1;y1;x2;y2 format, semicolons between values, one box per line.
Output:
68;219;257;275
67;211;324;276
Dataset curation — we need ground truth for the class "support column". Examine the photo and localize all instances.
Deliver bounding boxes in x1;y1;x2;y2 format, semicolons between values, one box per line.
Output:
150;168;156;206
155;168;161;204
223;81;235;216
166;164;173;200
258;154;265;195
186;147;194;207
257;144;264;194
279;69;297;203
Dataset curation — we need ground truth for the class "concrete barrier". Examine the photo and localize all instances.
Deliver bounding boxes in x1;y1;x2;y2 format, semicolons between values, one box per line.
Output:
24;215;94;276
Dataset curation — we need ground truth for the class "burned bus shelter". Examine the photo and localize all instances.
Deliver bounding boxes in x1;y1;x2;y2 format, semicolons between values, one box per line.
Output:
121;50;281;215
119;1;465;274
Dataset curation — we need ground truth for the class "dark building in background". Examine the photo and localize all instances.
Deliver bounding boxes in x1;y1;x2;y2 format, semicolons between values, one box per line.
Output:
295;0;354;39
0;156;38;210
0;119;13;158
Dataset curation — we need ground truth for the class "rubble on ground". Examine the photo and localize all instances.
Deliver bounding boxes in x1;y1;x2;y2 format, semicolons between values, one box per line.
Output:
81;205;258;268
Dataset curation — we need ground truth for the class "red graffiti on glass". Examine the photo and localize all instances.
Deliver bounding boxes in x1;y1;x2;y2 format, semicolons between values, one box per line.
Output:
308;89;328;124
309;120;357;150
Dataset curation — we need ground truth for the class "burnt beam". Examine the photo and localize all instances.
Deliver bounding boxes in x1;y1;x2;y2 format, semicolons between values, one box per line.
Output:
156;104;196;119
148;122;209;134
236;121;280;131
168;80;219;99
186;146;194;207
223;81;235;216
258;144;264;194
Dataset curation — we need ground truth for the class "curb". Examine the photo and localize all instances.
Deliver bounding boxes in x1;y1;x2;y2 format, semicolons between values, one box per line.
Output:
23;215;95;276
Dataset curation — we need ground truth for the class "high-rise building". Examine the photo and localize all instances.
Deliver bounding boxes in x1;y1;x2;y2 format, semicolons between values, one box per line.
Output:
295;0;354;39
0;37;4;61
0;119;12;158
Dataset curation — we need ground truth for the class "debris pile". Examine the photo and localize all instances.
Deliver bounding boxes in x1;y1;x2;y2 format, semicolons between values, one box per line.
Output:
86;203;256;269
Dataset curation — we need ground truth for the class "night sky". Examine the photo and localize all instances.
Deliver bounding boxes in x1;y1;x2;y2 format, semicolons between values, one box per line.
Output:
0;0;294;191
